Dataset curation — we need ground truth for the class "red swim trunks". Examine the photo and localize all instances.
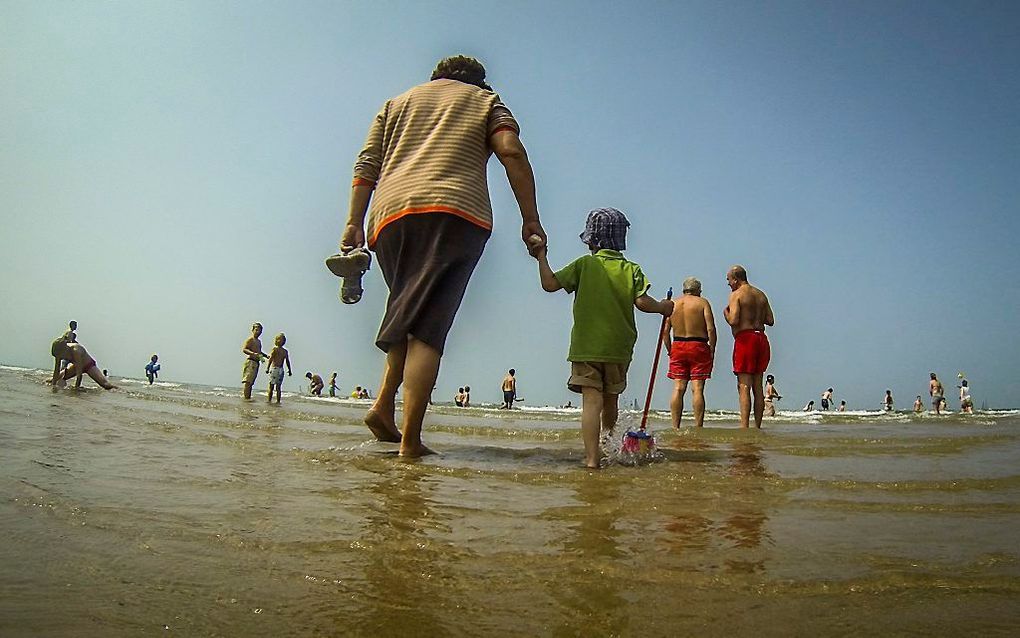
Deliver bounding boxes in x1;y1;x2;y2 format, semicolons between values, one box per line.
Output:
667;340;713;380
732;329;770;375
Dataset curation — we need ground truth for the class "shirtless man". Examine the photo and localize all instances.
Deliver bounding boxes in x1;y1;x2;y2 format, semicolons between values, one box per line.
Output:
501;369;517;409
764;374;782;416
723;265;774;428
820;388;834;410
929;372;944;415
241;322;266;400
305;372;325;396
50;337;116;390
664;277;716;428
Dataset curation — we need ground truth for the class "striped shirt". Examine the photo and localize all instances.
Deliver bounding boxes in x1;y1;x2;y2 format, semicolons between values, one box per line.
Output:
353;79;520;248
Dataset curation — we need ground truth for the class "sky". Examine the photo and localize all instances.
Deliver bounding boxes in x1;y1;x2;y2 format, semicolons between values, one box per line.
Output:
2;1;1018;410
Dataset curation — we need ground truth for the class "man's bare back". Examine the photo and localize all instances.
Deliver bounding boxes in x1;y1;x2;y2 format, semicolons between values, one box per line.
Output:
669;294;716;347
724;279;774;335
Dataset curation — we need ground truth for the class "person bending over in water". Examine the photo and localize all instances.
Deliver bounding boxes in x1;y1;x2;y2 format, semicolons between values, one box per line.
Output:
50;337;116;390
764;374;782;417
533;207;672;468
145;354;160;385
265;334;292;404
305;372;324;396
664;276;716;429
820;387;834;410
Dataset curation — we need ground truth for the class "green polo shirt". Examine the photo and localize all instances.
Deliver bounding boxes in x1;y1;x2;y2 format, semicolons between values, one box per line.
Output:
554;249;650;363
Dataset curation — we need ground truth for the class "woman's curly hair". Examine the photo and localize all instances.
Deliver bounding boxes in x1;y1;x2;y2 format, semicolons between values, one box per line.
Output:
431;55;492;91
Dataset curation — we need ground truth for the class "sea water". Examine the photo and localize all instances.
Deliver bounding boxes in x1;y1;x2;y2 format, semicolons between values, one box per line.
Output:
1;366;1018;636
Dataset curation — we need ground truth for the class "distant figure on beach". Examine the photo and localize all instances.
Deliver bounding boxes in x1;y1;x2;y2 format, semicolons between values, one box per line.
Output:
665;276;716;429
359;387;370;399
265;334;292;404
328;372;338;397
455;387;466;407
463;385;471;407
804;400;815;411
562;401;573;408
351;386;362;398
338;55;545;457
838;400;847;412
533;207;673;468
102;369;108;377
929;372;944;415
241;322;266;400
914;395;924;413
820;388;834;410
50;335;116;390
724;265;775;428
884;389;894;411
764;374;782;417
145;354;160;385
501;369;517;409
959;379;973;413
305;372;324;396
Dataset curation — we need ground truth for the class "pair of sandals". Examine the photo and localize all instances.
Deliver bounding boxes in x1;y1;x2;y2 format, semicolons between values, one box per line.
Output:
325;247;372;304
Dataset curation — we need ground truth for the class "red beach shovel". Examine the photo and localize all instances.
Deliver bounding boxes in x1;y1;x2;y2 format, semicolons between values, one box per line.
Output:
623;287;673;457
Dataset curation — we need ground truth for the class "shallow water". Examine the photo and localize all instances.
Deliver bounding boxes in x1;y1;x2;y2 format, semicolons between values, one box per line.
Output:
1;366;1018;636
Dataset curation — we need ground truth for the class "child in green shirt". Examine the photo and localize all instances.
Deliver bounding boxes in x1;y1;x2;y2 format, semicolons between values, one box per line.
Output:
532;207;672;468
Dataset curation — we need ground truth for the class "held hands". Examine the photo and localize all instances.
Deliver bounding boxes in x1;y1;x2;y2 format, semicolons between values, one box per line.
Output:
522;220;547;257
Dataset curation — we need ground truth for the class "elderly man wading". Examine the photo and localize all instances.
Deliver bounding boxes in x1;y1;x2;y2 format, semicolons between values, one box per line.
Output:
338;56;545;457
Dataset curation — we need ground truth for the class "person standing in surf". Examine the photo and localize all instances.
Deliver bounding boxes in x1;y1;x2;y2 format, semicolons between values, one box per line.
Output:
664;276;717;429
240;322;266;400
724;265;775;428
338;55;546;457
930;372;944;415
532;207;672;468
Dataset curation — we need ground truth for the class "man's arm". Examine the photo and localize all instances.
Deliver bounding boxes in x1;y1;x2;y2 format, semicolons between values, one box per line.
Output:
490;130;546;246
724;292;740;327
635;295;672;316
763;295;775;327
705;302;718;354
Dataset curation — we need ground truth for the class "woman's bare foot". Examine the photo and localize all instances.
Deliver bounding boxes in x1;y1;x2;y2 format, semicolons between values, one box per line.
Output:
365;409;402;442
398;442;436;458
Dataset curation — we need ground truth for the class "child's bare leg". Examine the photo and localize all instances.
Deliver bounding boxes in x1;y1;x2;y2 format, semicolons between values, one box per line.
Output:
601;391;619;433
275;385;281;404
366;339;405;442
691;379;706;428
86;367;116;390
670;379;688;429
581;387;603;468
267;384;274;402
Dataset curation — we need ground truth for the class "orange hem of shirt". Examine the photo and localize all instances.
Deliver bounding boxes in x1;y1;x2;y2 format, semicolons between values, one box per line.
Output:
368;207;493;247
352;177;376;188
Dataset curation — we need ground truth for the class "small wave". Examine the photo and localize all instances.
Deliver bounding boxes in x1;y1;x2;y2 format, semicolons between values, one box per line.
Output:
0;364;37;372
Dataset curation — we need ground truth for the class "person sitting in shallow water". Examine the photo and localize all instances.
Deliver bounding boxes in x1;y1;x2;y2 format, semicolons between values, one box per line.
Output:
803;400;815;411
49;336;116;390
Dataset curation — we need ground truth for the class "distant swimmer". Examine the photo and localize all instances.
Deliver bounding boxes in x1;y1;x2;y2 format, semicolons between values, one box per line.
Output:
820;388;834;411
913;395;924;413
884;389;894;411
959;379;974;413
804;400;815;411
463;386;471;407
764;374;782;417
241;322;267;400
145;354;160;385
500;369;517;410
724;265;775;429
359;387;370;399
305;372;324;396
929;372;944;415
265;334;292;404
665;276;717;429
49;335;116;390
328;372;338;397
351;386;363;398
455;387;466;407
838;400;847;412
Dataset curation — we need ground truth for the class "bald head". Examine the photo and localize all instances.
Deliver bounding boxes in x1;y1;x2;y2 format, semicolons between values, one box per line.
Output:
728;265;748;282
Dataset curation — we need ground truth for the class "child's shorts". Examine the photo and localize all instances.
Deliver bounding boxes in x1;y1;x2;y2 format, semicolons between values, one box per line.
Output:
268;366;285;386
568;361;629;394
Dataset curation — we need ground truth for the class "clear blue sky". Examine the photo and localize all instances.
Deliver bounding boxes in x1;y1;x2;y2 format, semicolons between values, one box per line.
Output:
2;1;1018;409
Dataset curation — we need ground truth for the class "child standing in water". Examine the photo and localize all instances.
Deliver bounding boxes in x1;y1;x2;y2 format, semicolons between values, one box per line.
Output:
328;372;338;397
265;334;292;404
532;207;672;468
